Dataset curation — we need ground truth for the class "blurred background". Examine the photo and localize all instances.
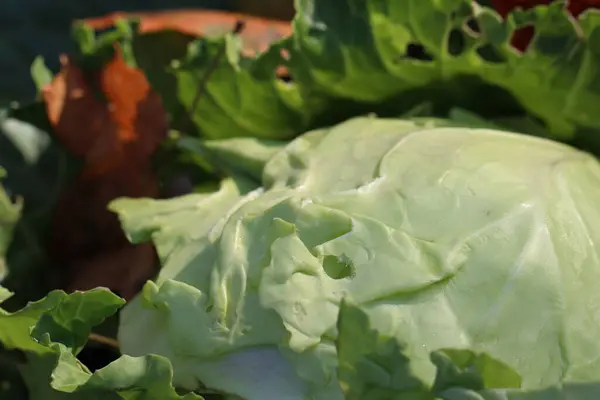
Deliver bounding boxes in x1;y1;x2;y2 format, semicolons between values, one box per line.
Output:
0;0;294;105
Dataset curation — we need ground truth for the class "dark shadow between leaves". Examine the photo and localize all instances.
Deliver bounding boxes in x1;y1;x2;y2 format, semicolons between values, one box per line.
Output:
0;103;80;311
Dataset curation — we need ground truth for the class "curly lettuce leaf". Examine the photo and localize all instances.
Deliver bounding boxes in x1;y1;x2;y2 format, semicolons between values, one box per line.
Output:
110;176;259;264
289;0;600;141
0;288;200;399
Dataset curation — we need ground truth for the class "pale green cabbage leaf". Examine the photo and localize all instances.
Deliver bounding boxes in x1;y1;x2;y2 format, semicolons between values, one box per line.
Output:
113;117;600;399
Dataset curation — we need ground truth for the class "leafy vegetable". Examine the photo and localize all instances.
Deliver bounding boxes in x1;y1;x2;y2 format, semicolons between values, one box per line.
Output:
172;34;312;140
288;0;600;140
6;0;600;398
55;0;600;147
113;116;600;399
336;300;523;399
489;0;600;51
0;287;202;399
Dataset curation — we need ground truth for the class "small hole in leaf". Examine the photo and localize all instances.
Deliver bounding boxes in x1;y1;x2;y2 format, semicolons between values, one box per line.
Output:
402;43;434;61
323;254;355;280
448;29;465;56
205;304;214;313
464;17;481;37
276;65;292;82
476;44;506;63
510;26;536;53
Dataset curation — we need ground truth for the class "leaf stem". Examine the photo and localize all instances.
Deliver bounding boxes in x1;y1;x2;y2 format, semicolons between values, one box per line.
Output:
87;333;120;349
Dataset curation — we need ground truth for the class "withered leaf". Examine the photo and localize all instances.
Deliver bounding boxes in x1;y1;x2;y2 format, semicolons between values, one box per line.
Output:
42;46;168;177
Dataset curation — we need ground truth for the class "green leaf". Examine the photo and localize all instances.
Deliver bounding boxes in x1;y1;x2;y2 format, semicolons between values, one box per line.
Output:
334;303;600;400
50;349;203;399
64;20;322;141
110;176;259;263
29;289;125;355
431;349;521;394
0;288;123;362
0;286;12;303
72;2;600;149
116;116;600;399
336;300;430;399
29;1;600;151
0;290;66;354
335;302;528;399
0;288;199;399
172;34;315;139
132;31;197;132
289;0;600;143
30;57;53;95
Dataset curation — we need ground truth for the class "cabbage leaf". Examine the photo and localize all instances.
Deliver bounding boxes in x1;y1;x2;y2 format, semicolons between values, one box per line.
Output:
114;117;600;399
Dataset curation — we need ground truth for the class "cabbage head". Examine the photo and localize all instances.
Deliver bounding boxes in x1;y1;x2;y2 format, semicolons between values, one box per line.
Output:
112;117;600;400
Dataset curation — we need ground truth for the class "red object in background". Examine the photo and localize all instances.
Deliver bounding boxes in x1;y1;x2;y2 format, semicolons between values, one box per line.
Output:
489;0;600;50
84;9;292;57
43;46;167;300
43;47;168;177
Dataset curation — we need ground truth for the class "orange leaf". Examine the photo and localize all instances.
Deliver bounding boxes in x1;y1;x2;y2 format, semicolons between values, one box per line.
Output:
42;46;168;177
42;55;117;165
99;46;168;166
44;47;168;299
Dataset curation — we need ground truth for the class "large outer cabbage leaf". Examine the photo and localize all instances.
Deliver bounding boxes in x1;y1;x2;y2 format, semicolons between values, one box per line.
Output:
114;117;600;399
